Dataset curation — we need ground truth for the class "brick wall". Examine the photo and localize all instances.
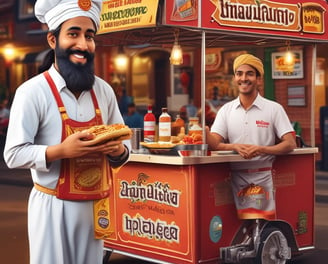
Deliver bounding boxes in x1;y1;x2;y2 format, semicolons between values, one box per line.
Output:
274;45;314;147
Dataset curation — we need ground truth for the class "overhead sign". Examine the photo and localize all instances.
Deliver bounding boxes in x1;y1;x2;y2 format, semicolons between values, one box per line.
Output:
163;0;328;42
210;0;301;32
164;0;200;27
98;0;159;34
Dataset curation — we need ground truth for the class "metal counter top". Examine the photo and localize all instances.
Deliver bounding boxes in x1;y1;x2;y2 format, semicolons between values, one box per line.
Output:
128;148;318;165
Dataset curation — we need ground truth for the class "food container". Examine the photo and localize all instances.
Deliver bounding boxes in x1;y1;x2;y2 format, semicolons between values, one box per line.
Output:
175;144;208;157
131;128;143;153
140;142;178;155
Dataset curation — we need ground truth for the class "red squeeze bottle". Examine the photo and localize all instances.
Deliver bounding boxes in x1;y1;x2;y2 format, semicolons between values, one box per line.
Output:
143;105;156;142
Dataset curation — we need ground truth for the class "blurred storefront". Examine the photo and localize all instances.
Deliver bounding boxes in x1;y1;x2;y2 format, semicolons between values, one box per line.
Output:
94;0;328;159
1;0;328;161
0;0;48;102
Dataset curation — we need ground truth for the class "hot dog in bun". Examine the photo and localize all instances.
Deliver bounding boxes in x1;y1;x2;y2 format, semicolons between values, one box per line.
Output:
84;124;132;145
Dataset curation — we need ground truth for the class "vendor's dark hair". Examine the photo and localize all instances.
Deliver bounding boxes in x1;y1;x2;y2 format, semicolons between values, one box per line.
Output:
255;68;261;77
38;26;61;73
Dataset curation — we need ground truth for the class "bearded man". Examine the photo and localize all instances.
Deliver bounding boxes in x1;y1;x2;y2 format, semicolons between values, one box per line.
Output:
3;1;131;263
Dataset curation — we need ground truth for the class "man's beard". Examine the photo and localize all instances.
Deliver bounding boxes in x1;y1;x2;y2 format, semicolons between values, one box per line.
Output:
55;46;95;93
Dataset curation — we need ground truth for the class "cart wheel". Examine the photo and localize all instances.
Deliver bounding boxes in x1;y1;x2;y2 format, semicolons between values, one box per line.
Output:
103;250;112;264
255;227;290;264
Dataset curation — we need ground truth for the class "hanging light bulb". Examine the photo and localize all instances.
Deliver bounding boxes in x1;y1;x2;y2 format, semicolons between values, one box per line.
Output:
115;46;128;72
170;43;183;65
2;44;16;64
284;41;295;72
170;29;183;65
285;51;294;65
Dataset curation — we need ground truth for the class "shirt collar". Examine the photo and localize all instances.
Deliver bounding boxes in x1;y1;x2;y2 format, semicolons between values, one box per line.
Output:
253;93;265;110
234;93;265;110
48;64;67;92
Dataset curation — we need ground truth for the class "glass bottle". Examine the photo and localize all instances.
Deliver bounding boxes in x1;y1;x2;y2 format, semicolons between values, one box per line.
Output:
188;116;202;136
143;105;156;142
172;114;185;136
158;107;171;142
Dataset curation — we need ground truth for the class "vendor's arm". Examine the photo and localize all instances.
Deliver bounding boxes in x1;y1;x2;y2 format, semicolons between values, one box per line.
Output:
106;142;129;168
206;127;248;153
206;127;296;159
243;132;296;158
45;130;101;162
206;126;225;150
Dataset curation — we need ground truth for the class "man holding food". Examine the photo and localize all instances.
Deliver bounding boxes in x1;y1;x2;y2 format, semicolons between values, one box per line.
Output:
3;0;131;263
206;54;296;220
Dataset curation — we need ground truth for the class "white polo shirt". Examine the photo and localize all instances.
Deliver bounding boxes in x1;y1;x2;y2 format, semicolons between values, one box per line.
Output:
211;93;294;170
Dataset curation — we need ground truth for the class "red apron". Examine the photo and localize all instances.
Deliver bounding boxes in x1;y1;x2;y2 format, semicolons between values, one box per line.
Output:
43;71;112;201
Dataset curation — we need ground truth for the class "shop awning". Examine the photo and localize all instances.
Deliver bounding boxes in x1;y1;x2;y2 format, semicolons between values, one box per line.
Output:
97;0;328;48
0;0;14;10
22;52;39;64
22;49;50;64
96;25;308;50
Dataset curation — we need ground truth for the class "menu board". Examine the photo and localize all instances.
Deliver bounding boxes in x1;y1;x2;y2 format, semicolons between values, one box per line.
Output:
98;0;159;34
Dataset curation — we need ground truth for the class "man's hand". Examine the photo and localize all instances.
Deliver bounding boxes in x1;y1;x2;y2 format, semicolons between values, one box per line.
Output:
45;131;126;163
96;139;126;157
234;144;262;159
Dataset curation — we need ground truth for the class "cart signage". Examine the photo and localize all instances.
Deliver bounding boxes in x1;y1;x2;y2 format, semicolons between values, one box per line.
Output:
164;0;328;41
117;176;182;243
119;180;180;207
210;0;301;32
119;179;181;242
106;164;194;259
98;0;159;34
123;213;180;242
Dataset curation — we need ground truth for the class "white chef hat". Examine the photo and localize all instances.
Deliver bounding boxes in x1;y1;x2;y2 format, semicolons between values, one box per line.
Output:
34;0;102;31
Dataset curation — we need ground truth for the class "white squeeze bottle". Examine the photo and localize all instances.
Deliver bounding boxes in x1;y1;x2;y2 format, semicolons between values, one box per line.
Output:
158;107;171;142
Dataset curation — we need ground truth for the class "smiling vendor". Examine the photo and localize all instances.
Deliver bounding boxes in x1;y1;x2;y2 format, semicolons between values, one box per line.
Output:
206;54;296;220
3;0;131;263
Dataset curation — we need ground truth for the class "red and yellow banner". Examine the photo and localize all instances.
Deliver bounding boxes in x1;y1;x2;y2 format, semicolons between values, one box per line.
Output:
98;0;159;34
209;0;301;32
163;0;328;42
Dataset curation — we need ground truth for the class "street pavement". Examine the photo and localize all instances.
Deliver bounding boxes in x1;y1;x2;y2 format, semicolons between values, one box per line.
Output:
316;170;328;203
0;155;153;264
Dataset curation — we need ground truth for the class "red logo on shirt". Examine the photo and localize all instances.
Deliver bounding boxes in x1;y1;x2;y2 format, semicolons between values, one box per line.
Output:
256;120;269;128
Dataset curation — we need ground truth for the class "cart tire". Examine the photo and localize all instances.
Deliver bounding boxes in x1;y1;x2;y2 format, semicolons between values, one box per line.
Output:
103;250;112;264
255;227;290;264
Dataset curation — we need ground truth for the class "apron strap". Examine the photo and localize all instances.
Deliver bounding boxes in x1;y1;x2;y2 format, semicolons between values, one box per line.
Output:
90;87;103;124
43;71;68;120
43;71;102;123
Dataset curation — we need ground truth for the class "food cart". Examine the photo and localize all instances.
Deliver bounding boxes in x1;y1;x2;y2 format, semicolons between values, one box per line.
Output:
99;0;327;263
103;148;317;264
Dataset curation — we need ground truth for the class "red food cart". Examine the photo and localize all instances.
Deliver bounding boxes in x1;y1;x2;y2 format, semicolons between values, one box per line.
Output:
103;148;317;263
99;0;326;262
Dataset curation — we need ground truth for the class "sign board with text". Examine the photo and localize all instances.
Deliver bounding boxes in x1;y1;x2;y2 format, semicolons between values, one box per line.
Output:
98;0;159;34
163;0;328;42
